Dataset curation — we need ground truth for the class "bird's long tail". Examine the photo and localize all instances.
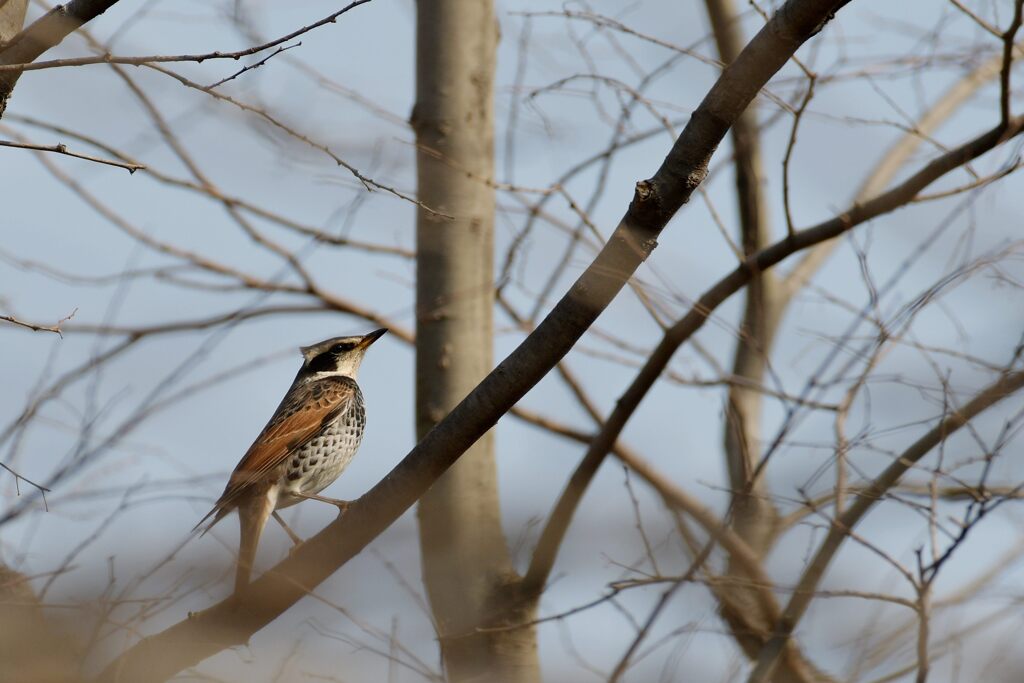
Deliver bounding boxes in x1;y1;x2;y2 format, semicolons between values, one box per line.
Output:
191;503;229;537
234;494;274;594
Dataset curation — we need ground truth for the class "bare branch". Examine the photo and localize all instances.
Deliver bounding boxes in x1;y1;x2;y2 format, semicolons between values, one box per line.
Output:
0;136;143;172
205;42;300;90
781;74;815;238
947;0;1001;37
0;0;374;74
144;62;444;216
0;307;75;336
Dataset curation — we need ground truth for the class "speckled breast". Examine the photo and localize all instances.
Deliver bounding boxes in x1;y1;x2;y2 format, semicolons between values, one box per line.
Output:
278;385;365;507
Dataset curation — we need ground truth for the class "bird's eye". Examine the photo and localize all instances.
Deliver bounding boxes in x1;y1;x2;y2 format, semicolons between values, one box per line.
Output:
332;342;353;354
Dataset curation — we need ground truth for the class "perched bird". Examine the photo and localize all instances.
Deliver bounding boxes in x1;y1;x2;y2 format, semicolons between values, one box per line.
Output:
194;329;386;593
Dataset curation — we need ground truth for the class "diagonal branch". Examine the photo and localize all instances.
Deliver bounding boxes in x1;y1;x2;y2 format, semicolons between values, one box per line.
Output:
0;135;143;172
93;2;854;681
0;308;75;335
0;0;379;117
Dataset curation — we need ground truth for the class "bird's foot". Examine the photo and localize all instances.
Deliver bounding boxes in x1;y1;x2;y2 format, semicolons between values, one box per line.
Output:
322;497;351;517
296;493;351;515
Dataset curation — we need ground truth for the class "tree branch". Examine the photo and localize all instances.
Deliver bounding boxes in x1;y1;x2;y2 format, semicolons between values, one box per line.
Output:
0;307;75;335
0;136;143;172
0;0;373;74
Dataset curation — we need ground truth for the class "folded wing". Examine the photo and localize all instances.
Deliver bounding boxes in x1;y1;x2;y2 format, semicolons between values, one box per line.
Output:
192;377;358;533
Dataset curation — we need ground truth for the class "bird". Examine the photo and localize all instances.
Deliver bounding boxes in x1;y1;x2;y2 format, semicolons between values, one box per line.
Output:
193;328;386;593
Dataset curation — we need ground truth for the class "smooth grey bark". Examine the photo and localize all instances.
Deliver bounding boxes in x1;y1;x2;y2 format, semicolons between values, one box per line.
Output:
412;2;539;681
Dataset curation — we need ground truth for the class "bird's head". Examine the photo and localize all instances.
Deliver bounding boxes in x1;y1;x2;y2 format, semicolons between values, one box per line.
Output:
298;328;387;380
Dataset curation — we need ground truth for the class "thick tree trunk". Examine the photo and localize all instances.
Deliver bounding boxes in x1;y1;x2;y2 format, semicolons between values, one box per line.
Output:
412;3;539;682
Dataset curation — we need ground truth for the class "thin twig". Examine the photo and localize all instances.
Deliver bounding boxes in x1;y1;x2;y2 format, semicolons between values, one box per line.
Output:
947;0;1001;37
0;308;76;336
206;43;300;90
144;63;447;217
782;73;816;238
0;0;374;74
0;138;143;172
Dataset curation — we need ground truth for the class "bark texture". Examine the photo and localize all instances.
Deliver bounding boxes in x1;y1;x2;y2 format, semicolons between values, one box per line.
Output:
412;2;539;681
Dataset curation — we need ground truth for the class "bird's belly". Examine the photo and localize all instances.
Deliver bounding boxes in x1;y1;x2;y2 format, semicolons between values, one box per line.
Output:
276;415;363;508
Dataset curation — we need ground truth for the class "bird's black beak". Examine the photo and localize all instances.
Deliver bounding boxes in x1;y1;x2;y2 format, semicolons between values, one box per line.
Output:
359;328;388;349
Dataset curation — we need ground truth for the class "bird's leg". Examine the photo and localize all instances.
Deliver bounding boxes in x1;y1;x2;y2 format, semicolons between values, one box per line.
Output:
272;511;303;547
295;492;351;514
